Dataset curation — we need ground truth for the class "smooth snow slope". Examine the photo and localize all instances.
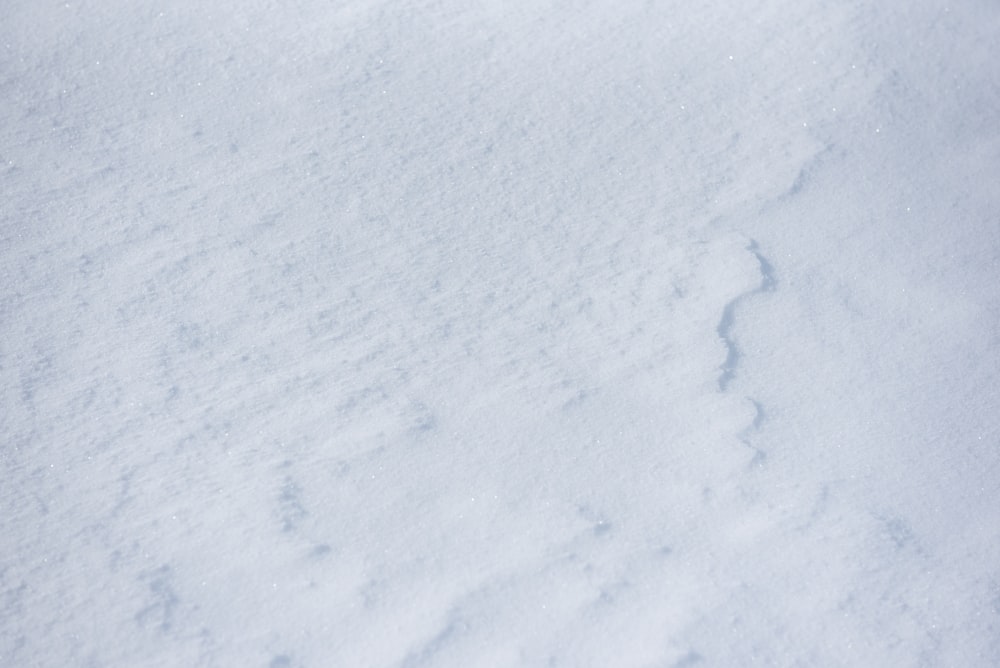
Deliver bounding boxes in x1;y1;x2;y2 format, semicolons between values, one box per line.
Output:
2;1;999;666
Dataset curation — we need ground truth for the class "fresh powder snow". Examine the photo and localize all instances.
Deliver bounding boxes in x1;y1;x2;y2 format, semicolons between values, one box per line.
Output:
2;1;999;666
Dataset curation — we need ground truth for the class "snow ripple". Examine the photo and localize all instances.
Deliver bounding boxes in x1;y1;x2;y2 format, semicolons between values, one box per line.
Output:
716;240;776;392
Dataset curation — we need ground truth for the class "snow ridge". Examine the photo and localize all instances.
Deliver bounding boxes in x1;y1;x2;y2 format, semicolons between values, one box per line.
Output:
716;240;776;392
716;240;775;465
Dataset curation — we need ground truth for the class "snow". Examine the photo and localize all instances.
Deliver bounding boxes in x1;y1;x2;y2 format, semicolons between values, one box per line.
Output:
2;1;999;665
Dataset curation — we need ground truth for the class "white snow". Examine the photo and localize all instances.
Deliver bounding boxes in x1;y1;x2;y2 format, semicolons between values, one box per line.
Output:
2;1;999;666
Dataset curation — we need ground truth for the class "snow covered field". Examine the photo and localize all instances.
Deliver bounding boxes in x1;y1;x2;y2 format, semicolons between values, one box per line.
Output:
3;1;999;665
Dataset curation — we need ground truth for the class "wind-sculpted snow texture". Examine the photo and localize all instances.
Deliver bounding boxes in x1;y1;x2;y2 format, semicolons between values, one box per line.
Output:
2;1;999;666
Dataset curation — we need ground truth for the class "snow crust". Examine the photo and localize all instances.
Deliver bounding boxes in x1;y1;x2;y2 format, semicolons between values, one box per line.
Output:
2;1;999;665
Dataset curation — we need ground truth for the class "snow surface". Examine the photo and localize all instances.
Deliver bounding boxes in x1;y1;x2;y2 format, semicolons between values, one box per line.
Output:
2;1;999;666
